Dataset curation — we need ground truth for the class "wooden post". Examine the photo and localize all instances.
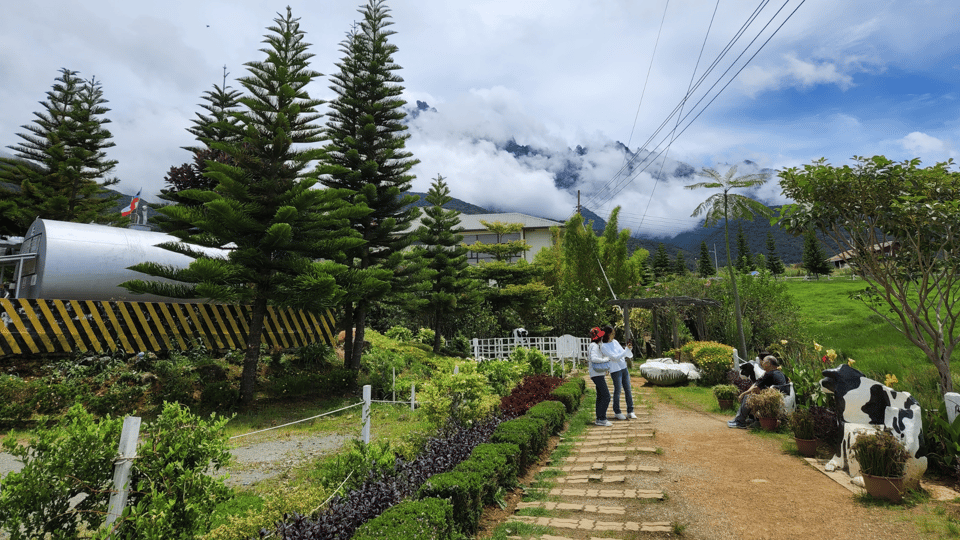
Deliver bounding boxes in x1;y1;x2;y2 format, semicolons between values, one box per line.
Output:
362;385;371;444
652;308;661;355
105;416;141;530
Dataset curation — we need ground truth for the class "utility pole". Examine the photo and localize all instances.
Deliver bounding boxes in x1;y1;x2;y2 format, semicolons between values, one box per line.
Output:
710;244;719;269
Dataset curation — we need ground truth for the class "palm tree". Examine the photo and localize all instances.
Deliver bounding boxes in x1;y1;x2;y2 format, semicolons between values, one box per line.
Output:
685;165;771;359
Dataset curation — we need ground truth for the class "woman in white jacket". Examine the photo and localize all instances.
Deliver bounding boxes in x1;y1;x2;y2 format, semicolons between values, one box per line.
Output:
588;327;613;426
600;324;635;419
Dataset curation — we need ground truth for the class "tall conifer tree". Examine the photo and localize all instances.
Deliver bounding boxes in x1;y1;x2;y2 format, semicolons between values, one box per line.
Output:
318;0;421;369
124;8;362;405
0;68;121;234
765;231;785;276
409;175;479;352
697;241;715;277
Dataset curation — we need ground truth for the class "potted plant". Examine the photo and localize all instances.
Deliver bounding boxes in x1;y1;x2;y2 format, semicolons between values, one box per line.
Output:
712;384;738;410
750;387;785;430
850;429;909;503
790;407;817;457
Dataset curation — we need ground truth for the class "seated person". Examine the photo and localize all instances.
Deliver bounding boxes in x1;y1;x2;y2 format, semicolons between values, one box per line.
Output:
727;355;787;429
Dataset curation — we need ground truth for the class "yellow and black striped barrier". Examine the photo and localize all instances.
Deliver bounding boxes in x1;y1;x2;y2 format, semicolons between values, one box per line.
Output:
0;298;337;359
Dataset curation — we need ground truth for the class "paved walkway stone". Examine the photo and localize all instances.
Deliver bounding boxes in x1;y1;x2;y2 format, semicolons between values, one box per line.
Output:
511;515;673;533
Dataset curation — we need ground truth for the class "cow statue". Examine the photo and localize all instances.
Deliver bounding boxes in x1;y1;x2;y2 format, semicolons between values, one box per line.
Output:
738;359;797;414
820;364;927;489
511;327;529;346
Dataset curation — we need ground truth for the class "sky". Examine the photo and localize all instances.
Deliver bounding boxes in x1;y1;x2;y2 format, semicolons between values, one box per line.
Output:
2;0;960;239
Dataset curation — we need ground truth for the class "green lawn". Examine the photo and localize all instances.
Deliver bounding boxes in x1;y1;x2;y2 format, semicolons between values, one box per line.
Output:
783;277;957;403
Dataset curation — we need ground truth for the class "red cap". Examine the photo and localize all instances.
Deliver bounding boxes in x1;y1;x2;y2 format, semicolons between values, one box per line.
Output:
589;327;605;341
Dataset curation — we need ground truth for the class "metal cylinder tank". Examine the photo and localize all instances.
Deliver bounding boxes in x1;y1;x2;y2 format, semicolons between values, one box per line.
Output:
15;218;225;302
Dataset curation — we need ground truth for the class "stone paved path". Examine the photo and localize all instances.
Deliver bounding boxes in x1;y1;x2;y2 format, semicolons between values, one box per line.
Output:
506;382;674;538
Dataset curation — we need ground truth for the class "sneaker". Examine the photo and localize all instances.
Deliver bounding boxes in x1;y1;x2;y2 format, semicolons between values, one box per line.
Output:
614;413;627;420
595;419;613;427
628;412;637;419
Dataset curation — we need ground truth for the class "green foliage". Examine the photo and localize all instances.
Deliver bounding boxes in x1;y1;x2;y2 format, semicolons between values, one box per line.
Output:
318;0;420;369
417;471;484;535
765;231;785;275
362;348;411;399
418;361;498;429
476;359;524;396
353;497;454;540
0;404;122;539
790;407;816;440
124;8;360;406
851;429;910;478
652;243;672;279
491;417;547;471
109;402;232;539
712;384;738;401
929;412;960;470
542;283;609;337
312;439;397;494
508;346;550;375
416;327;443;348
407;175;481;353
685;164;773;358
549;380;584;414
688;343;734;387
525;400;566;435
204;483;330;540
455;442;521;506
697;241;715;277
0;67;123;235
0;402;231;540
779;155;960;395
801;229;833;277
385;325;414;342
0;375;39;425
735;224;754;273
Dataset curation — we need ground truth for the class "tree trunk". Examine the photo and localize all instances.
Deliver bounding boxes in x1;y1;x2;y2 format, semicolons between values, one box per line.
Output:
723;194;748;359
240;294;269;405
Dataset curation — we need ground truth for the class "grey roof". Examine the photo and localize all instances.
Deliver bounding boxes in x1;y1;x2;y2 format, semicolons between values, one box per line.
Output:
449;212;562;231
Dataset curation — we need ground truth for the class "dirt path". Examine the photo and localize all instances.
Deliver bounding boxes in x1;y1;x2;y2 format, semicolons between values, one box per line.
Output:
481;382;954;540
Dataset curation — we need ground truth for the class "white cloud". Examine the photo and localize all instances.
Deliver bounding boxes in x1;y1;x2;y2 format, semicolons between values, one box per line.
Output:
900;131;946;155
738;53;856;97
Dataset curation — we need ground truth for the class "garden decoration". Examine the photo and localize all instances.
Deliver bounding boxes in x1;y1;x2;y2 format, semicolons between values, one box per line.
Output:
819;364;927;489
638;358;700;386
850;429;910;503
712;384;738;410
790;407;817;457
750;387;785;430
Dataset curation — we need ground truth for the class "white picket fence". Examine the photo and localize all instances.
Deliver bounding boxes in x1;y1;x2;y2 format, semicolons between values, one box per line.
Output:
471;335;590;363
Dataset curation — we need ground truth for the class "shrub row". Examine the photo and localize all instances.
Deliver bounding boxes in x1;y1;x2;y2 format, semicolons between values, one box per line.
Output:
295;375;586;539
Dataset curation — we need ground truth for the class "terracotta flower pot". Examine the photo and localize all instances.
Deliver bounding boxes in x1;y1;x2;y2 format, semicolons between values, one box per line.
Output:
794;437;817;457
718;399;734;410
758;417;779;431
861;473;905;503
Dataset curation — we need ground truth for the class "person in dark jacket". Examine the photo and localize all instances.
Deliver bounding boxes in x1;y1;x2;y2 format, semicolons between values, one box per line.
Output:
727;355;787;429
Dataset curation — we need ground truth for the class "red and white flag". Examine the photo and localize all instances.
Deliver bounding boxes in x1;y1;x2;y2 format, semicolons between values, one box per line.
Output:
122;189;141;217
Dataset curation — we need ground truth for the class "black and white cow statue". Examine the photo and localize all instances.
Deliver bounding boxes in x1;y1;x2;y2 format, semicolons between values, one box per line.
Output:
820;364;927;488
738;359;796;414
511;327;529;345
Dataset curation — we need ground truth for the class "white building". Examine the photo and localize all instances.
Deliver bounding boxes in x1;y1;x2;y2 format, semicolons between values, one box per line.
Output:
409;212;563;264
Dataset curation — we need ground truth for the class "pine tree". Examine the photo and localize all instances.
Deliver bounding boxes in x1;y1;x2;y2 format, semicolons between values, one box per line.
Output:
467;220;549;333
697;241;715;277
160;67;243;203
674;250;687;275
123;7;362;405
735;224;753;272
802;230;833;279
0;68;122;234
409;175;479;353
318;0;421;369
652;243;671;279
765;231;785;276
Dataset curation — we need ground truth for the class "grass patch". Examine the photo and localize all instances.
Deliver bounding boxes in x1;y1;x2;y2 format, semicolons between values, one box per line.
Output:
488;521;555;539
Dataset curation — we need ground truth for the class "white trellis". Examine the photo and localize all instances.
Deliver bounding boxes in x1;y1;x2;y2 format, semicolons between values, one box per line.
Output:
471;334;589;366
